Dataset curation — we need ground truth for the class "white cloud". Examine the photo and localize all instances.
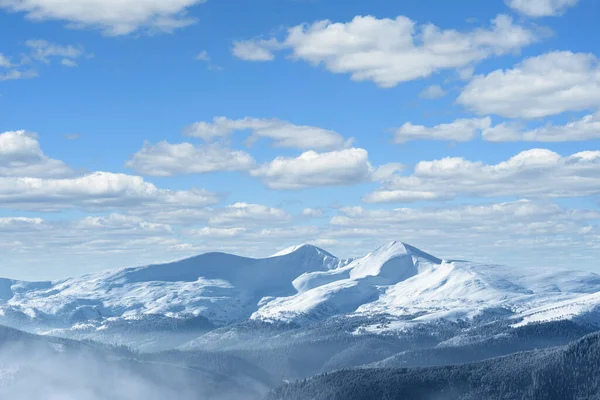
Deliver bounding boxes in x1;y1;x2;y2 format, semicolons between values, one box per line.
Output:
302;208;324;218
419;85;447;99
0;0;204;35
250;148;400;190
0;130;73;177
125;141;255;176
25;39;85;64
0;69;38;81
0;217;45;232
0;214;200;279
365;148;600;203
188;227;247;238
207;202;291;226
75;214;173;235
184;116;351;150
60;58;78;67
3;200;599;279
194;50;222;70
0;53;13;68
394;117;491;143
0;40;89;80
332;200;598;236
458;51;600;119
327;200;600;263
0;172;219;212
126;202;293;228
483;112;600;142
232;38;281;61
506;0;579;17
195;50;210;61
233;14;538;87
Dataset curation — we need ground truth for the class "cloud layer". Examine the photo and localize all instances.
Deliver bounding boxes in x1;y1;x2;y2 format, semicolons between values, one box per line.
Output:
366;149;600;203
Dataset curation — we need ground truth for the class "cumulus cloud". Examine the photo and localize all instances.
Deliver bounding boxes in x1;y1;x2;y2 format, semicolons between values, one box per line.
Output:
394;117;491;143
207;202;291;226
0;130;73;177
458;51;600;119
184;116;351;150
125;141;255;176
419;85;447;99
233;14;538;87
0;172;219;212
302;208;324;218
506;0;579;17
365;149;600;203
0;0;204;35
250;148;401;190
483;112;600;142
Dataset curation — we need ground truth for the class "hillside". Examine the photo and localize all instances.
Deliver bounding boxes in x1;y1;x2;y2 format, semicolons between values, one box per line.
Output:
267;331;600;400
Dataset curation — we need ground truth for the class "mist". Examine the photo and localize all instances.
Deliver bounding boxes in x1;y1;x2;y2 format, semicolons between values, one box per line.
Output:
0;339;264;400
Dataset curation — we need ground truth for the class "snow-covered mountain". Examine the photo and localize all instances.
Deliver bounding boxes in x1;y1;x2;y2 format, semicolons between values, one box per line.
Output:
1;241;600;342
0;244;346;328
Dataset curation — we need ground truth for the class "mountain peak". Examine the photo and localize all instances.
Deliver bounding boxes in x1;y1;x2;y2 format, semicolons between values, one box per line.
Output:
269;244;336;259
373;241;444;264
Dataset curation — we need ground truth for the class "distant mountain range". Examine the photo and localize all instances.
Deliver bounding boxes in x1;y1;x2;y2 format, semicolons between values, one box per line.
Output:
2;242;600;398
1;241;600;340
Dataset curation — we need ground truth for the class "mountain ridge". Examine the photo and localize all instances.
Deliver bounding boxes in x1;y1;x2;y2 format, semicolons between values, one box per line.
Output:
1;241;600;349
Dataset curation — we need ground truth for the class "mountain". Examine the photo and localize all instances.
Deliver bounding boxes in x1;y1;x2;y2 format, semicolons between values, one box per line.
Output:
0;244;345;328
1;241;600;352
266;331;600;400
0;324;273;400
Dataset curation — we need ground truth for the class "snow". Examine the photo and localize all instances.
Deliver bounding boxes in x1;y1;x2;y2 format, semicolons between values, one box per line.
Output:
0;244;347;327
252;242;600;327
1;241;600;337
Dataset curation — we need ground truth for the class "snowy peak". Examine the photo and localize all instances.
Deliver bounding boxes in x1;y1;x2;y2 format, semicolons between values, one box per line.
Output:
269;243;336;259
3;241;600;336
252;242;446;324
369;241;443;264
348;241;442;280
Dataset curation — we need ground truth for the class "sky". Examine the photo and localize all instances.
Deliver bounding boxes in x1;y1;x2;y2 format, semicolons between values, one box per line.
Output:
1;0;599;280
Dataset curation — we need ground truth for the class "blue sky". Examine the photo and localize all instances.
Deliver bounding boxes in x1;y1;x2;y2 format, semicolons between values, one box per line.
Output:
1;0;599;280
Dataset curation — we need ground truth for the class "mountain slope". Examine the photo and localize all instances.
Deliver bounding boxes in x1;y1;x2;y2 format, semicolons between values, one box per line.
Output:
0;244;346;330
266;331;600;400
